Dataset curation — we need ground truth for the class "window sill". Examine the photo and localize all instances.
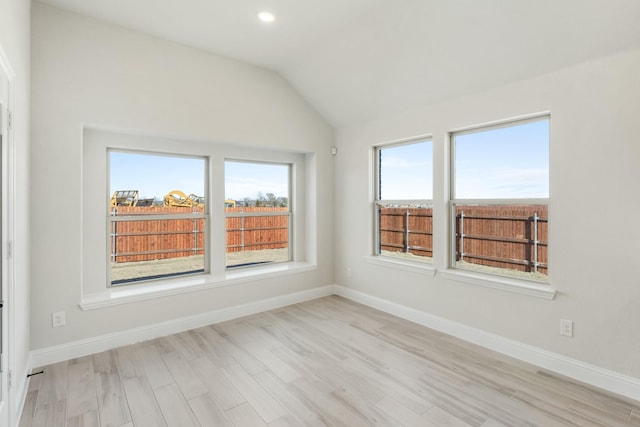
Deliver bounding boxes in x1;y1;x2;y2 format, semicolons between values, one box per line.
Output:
364;255;437;276
80;261;317;310
438;268;556;300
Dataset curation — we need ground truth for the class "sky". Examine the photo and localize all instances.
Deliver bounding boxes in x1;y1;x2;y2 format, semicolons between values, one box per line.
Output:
379;140;433;200
379;118;549;200
454;119;549;199
111;119;548;202
109;152;289;201
224;161;289;200
110;151;205;200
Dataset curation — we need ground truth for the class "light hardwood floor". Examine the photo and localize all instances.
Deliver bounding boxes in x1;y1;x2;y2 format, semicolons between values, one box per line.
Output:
19;296;640;426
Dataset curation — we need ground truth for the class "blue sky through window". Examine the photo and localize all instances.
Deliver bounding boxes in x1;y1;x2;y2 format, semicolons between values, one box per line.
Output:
109;152;290;202
110;119;548;203
109;151;205;200
225;161;289;200
379;140;433;200
378;118;548;200
454;119;549;199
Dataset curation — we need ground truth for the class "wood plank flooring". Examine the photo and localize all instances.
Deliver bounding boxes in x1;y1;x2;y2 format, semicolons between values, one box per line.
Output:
19;296;640;426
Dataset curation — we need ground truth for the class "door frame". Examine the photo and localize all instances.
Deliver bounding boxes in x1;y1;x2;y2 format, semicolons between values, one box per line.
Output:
0;45;16;427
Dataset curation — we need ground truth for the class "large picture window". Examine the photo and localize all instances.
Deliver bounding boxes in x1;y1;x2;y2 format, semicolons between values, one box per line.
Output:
225;160;291;268
450;116;549;282
108;150;208;285
82;128;312;305
374;139;433;263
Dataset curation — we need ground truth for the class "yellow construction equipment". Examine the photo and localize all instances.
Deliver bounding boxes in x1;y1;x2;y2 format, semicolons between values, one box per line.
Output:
110;190;138;207
225;199;236;208
164;190;204;208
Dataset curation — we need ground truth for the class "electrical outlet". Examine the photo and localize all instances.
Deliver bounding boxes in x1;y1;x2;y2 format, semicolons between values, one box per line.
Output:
560;319;573;337
52;311;66;328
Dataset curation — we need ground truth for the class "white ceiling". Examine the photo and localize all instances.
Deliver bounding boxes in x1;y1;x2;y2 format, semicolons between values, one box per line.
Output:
37;0;640;127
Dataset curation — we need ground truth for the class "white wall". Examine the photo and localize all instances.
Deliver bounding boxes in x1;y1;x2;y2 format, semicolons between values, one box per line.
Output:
30;3;333;351
335;47;640;380
0;0;30;420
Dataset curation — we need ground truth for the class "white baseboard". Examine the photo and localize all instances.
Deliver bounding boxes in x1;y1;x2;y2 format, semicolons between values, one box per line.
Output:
31;285;334;368
334;285;640;402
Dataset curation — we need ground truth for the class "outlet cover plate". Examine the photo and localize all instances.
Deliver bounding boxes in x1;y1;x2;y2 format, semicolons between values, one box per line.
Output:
52;311;66;327
560;318;573;337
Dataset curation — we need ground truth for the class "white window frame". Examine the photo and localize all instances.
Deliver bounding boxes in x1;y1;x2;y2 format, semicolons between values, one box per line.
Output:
448;115;550;284
107;149;210;286
81;127;314;309
371;137;435;271
224;159;293;269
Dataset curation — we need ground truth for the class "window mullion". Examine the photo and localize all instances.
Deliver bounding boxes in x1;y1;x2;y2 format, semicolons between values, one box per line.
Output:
109;213;207;222
224;212;291;219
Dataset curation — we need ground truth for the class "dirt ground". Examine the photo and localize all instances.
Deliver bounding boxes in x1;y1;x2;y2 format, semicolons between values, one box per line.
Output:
112;248;547;284
111;248;289;282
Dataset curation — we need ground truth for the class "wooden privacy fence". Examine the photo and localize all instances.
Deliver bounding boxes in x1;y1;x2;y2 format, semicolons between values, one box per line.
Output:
110;206;288;263
455;205;547;274
378;207;433;257
379;205;548;274
225;207;289;253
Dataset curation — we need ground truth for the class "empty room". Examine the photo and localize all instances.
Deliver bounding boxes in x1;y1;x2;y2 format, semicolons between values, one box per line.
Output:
1;0;640;426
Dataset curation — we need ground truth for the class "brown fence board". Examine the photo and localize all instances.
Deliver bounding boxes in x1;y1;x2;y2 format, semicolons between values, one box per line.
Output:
455;205;547;274
110;206;289;263
114;204;548;273
379;205;548;274
379;207;433;257
224;207;289;253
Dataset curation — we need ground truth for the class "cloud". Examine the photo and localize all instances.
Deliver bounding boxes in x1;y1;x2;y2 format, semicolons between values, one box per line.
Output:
457;168;548;198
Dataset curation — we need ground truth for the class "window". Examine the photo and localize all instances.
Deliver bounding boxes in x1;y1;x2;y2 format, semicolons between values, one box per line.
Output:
450;116;549;282
108;150;208;285
82;128;313;307
225;160;291;268
374;139;433;263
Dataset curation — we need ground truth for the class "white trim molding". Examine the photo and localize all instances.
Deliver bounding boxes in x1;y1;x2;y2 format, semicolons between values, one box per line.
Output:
0;44;18;427
32;285;334;368
439;269;556;300
14;354;32;427
334;285;640;402
80;262;317;310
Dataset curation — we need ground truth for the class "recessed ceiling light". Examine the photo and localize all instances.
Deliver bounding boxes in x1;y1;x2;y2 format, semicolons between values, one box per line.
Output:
258;11;276;23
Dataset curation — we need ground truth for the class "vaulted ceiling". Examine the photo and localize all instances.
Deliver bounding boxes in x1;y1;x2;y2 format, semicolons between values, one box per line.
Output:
36;0;640;127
